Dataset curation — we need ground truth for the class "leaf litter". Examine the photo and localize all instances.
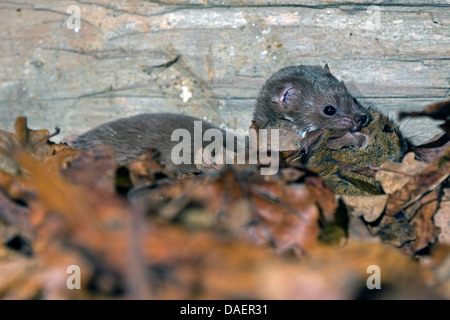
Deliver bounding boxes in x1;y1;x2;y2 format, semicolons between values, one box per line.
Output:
0;101;448;299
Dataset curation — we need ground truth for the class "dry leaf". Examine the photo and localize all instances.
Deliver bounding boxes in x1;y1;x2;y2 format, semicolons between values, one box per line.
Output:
412;133;450;163
0;115;448;300
376;152;427;194
140;166;338;256
434;188;450;246
407;190;441;252
342;195;388;223
399;99;450;134
385;149;449;217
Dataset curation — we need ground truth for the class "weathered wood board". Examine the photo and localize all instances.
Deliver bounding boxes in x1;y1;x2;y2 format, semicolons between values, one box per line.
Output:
0;0;449;144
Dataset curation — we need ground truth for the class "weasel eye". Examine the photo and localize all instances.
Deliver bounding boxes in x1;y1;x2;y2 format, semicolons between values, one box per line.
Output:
383;124;394;133
323;105;337;116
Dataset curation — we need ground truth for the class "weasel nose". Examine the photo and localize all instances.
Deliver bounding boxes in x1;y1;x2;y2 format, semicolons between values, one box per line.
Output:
357;114;368;126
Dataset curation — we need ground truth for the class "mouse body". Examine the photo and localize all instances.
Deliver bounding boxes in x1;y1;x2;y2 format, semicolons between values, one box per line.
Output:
302;109;408;195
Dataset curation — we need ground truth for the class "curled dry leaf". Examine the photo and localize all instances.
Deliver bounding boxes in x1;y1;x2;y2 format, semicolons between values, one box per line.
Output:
342;194;388;223
399;99;450;121
433;188;450;246
412;133;450;163
0;117;82;175
375;152;428;194
384;148;449;217
399;99;450;134
408;190;441;253
0;117;59;159
371;149;449;253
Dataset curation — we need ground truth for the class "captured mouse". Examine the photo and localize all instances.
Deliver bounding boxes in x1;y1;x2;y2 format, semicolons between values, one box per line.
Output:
301;109;408;195
253;65;370;147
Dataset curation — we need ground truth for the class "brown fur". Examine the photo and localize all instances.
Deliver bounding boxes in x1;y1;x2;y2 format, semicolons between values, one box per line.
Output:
302;109;408;195
71;65;370;174
71;113;230;173
253;65;370;135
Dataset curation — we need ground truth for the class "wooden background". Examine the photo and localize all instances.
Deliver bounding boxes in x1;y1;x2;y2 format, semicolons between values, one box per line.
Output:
0;0;449;144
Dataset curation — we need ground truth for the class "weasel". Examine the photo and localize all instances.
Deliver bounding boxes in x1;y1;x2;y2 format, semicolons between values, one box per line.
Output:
253;65;369;138
71;65;370;172
70;113;231;173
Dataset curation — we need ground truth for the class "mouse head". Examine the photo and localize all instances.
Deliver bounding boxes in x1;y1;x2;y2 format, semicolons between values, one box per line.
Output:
255;65;370;133
301;109;408;195
305;108;408;168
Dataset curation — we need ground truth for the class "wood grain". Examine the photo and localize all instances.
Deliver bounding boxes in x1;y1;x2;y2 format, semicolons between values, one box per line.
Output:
0;0;448;144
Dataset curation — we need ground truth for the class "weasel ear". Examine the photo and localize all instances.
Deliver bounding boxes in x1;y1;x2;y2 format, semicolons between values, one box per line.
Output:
277;86;297;107
324;64;331;73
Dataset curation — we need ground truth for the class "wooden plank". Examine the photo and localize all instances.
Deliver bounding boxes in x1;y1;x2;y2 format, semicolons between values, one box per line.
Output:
0;0;448;145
